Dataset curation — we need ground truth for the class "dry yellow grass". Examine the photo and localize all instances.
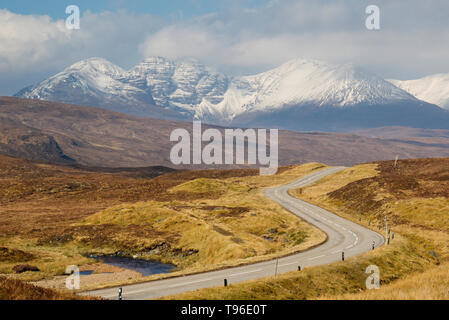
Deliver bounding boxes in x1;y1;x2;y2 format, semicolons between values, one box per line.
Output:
322;262;449;300
386;198;449;232
291;163;379;200
0;276;98;300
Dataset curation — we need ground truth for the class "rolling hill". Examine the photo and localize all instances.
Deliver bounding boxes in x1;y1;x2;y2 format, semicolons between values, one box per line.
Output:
2;97;449;168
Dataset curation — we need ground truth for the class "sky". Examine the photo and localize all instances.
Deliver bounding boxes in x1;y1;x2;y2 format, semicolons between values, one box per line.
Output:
1;0;449;96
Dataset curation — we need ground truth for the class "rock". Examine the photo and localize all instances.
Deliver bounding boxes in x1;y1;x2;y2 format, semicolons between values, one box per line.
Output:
429;250;439;258
13;264;40;273
263;236;274;242
268;228;278;234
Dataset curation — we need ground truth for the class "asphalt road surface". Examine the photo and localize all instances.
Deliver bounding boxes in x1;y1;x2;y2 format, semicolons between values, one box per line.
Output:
83;166;384;300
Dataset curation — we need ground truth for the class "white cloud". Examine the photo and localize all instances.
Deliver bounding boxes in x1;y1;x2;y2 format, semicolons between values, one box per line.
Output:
0;9;163;94
139;25;224;61
0;10;70;71
2;1;449;95
138;0;449;78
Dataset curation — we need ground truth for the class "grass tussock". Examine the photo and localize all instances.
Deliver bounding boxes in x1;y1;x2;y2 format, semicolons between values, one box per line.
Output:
321;261;449;300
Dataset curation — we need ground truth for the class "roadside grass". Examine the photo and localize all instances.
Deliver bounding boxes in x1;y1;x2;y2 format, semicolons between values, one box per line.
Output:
165;231;438;300
321;261;449;300
0;276;97;300
293;159;449;299
0;237;92;282
166;158;449;300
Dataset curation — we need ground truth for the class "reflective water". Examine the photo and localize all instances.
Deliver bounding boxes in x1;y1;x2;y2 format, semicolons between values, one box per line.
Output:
92;256;176;276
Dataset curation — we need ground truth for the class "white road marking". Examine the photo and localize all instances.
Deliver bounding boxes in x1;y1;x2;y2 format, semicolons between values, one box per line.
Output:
279;261;300;267
308;255;325;261
106;277;218;297
229;269;262;277
166;278;215;288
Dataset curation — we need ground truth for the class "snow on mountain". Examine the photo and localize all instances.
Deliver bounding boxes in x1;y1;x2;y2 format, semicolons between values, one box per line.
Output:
15;56;449;131
15;57;154;112
197;59;417;123
389;73;449;110
123;57;229;112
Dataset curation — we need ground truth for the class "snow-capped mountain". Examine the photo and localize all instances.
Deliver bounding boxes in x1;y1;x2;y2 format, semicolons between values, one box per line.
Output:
16;57;230;120
389;73;449;110
15;57;449;131
124;57;229;112
14;57;160;117
197;58;417;123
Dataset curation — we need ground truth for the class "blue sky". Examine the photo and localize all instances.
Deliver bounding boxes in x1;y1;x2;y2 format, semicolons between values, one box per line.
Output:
1;0;449;96
3;0;269;19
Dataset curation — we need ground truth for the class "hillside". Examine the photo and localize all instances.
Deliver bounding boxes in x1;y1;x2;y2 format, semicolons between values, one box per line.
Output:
168;158;448;300
0;154;326;291
3;97;449;168
0;276;96;300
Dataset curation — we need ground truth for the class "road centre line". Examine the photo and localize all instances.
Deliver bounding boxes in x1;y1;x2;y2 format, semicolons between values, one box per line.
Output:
229;269;263;277
307;254;325;261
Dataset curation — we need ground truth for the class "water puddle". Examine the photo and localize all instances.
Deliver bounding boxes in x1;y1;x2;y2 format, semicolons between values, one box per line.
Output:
79;270;94;276
91;256;176;276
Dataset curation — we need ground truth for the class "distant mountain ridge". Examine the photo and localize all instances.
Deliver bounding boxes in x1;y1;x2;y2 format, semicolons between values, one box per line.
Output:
15;57;449;131
389;73;449;110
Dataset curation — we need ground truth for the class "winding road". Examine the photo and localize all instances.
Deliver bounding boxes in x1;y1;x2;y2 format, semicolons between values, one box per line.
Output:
83;166;384;300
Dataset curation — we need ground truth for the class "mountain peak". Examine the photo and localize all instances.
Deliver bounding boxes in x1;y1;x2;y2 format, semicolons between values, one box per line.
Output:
389;73;449;109
65;57;125;78
218;57;417;114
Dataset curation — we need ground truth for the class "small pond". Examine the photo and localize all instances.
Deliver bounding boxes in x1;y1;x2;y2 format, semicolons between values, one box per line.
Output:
90;256;176;276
